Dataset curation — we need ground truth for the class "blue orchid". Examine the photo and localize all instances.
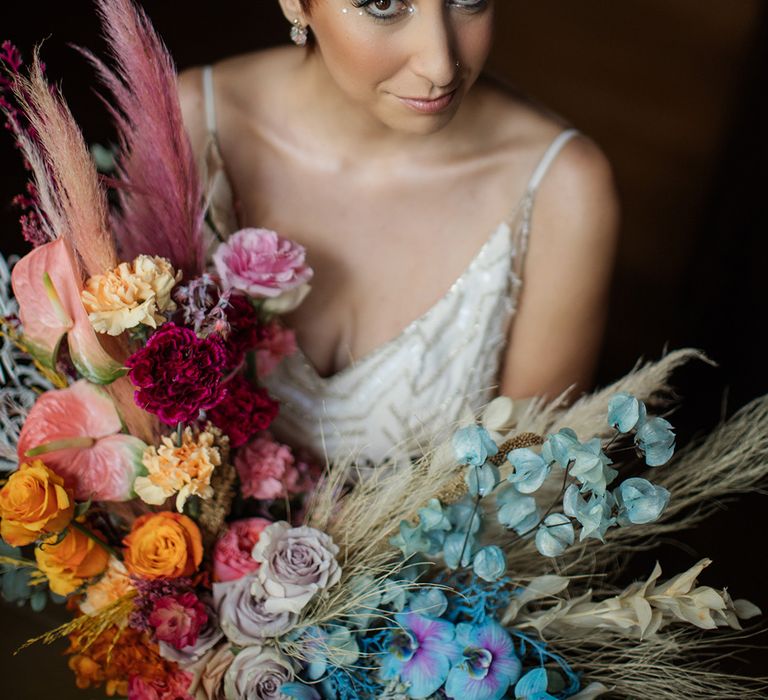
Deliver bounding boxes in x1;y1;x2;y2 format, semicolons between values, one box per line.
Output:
635;417;676;466
563;484;616;542
607;393;646;433
453;425;499;467
615;477;670;525
380;612;461;698
514;668;558;699
444;620;522;700
473;545;507;582
496;484;539;535
507;448;551;494
535;514;575;557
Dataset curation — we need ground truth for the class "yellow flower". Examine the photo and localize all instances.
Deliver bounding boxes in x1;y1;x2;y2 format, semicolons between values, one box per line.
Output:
0;460;74;546
35;527;109;596
81;255;180;336
79;556;134;615
133;427;221;511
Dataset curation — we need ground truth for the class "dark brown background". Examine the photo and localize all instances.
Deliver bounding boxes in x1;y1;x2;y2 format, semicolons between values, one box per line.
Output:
1;1;767;696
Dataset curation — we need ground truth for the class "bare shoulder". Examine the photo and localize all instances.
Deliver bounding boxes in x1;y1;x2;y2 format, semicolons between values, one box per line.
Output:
177;47;297;160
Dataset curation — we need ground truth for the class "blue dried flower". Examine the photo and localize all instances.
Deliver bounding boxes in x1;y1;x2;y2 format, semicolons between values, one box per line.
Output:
444;532;476;569
563;484;616;542
568;438;618;495
390;520;433;558
607;392;646;433
473;546;507;582
507;448;550;494
541;428;580;468
615;477;670;525
282;682;322;700
635;417;676;466
418;499;452;533
409;589;449;618
453;425;498;467
448;496;483;535
496;485;539;535
535;514;575;558
466;462;500;497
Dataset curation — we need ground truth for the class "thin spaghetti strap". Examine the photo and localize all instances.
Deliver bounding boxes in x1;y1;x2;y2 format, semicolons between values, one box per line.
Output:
202;65;217;139
526;128;579;195
511;128;580;280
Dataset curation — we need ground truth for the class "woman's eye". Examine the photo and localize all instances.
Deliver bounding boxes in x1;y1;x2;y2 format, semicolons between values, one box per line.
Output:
352;0;411;22
449;0;488;11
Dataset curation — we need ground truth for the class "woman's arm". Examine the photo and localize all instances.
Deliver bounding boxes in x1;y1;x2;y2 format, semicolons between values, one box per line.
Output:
499;135;620;402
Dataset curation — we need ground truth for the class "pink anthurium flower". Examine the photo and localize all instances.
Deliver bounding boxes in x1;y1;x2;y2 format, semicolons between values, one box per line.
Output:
11;238;125;384
17;380;147;502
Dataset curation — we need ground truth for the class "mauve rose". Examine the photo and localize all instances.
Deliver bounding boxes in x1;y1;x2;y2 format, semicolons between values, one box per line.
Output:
214;574;297;646
252;522;341;615
223;646;294;700
214;228;312;299
213;518;271;582
160;599;223;666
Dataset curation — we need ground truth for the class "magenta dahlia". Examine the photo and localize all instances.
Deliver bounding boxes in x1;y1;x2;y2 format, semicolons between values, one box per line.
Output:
125;323;227;425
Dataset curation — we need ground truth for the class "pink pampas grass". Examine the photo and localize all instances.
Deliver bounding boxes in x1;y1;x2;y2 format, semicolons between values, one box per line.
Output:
83;0;205;279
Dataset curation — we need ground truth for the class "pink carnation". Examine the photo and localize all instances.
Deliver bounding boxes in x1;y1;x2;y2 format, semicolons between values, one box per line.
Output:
255;320;297;377
213;228;313;298
148;592;208;650
235;434;300;501
128;669;194;700
213;517;272;582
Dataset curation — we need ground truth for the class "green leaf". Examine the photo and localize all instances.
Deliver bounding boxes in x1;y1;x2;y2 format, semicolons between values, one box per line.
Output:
74;499;92;518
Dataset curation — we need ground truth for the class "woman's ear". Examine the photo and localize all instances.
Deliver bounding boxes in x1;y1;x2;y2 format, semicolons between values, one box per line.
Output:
277;0;309;26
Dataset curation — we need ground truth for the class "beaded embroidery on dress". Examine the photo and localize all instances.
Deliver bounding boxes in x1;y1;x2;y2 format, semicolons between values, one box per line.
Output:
201;66;578;465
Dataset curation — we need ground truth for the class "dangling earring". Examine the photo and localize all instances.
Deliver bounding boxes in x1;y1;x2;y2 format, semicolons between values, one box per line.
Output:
290;18;309;47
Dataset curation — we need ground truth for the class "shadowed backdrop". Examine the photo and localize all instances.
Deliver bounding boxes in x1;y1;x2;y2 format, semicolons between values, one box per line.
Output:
1;1;766;696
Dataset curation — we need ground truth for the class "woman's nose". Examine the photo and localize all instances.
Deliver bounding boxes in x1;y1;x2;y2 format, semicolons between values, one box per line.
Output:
408;11;459;90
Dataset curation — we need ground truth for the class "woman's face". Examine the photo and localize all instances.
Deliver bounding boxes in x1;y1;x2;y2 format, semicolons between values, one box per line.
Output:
301;0;495;134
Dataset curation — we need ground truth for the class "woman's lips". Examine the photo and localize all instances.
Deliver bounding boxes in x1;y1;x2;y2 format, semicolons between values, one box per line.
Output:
397;89;457;115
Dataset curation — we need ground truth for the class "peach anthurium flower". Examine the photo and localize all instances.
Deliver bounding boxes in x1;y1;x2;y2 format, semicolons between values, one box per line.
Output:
11;238;125;384
17;380;147;502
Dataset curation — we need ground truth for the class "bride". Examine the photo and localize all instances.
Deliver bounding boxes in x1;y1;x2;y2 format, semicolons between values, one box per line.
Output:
178;0;619;463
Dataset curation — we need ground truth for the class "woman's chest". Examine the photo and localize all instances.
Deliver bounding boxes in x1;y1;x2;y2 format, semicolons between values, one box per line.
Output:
222;140;522;376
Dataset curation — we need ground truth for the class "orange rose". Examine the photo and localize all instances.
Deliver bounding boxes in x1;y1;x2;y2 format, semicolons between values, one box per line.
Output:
123;512;203;579
0;460;74;546
35;527;110;596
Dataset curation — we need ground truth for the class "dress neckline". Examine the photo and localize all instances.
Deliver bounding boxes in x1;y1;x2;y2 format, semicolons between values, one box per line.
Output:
291;198;527;385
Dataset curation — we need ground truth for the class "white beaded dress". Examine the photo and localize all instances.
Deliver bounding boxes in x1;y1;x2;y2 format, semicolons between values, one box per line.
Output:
201;66;578;465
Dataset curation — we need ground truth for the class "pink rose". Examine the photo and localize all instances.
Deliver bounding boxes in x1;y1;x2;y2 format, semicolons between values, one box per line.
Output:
213;228;312;298
148;592;208;650
213;518;272;582
128;668;194;700
235;434;300;501
255;321;297;377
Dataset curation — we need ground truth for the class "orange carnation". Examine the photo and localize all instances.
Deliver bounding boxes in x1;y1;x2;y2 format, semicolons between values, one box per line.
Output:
35;527;110;596
0;460;74;546
123;512;203;579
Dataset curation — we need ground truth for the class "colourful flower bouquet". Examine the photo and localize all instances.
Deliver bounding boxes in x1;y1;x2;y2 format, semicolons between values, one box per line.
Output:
2;1;768;699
